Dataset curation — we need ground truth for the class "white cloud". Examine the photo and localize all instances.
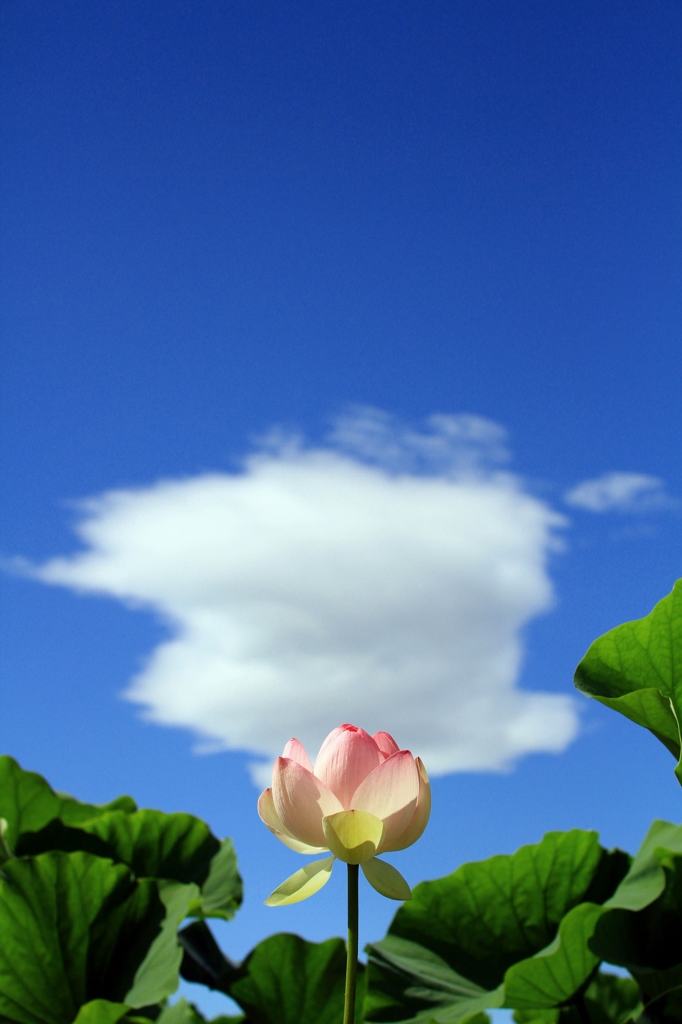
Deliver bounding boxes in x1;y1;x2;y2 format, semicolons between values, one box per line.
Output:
30;409;578;780
327;405;511;473
564;472;672;513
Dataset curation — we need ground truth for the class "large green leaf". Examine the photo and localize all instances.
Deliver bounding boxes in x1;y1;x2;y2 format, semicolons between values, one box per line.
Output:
377;831;626;988
365;831;628;1022
512;971;642;1024
503;902;602;1010
0;850;182;1024
0;756;135;854
507;824;682;1017
366;915;602;1023
365;934;503;1023
0;761;240;1020
15;811;214;878
602;821;682;915
529;821;682;1021
180;926;363;1024
68;811;218;884
15;811;242;921
588;825;682;1000
574;581;682;781
228;933;364;1024
506;822;682;1020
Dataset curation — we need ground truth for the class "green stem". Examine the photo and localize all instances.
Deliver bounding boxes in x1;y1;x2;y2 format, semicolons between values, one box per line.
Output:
343;863;359;1024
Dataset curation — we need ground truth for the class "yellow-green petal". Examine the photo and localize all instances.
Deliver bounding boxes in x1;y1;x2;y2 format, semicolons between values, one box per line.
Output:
322;809;384;864
361;857;412;900
264;855;335;906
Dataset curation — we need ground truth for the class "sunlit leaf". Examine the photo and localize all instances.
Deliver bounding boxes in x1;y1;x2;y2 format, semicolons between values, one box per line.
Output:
124;881;198;1007
574;580;682;781
588;824;682;1004
604;821;682;914
157;999;209;1024
377;831;626;988
70;1002;132;1024
511;976;642;1024
503;902;603;1009
228;933;364;1024
366;831;628;1022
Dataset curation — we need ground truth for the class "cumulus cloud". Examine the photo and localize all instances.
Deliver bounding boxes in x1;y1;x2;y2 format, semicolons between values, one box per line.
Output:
30;408;578;781
564;472;673;513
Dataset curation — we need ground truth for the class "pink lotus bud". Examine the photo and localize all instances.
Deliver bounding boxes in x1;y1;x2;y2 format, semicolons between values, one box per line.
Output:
258;723;431;905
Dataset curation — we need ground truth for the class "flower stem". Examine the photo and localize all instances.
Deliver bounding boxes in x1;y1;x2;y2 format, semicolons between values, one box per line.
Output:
343;863;359;1024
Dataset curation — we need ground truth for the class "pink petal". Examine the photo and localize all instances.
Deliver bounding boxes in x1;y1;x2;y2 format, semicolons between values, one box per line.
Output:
272;757;343;848
258;787;328;854
314;724;382;808
373;731;400;760
282;737;314;772
382;756;432;852
350;750;419;850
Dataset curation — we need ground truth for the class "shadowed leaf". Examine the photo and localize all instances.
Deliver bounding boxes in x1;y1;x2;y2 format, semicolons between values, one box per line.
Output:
0;756;135;854
0;851;167;1024
16;810;242;922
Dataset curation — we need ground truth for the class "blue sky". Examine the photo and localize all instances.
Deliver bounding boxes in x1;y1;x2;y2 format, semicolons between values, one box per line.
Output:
1;1;681;1016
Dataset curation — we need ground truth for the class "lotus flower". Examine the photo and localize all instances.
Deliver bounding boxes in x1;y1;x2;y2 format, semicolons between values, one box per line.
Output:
258;723;431;905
